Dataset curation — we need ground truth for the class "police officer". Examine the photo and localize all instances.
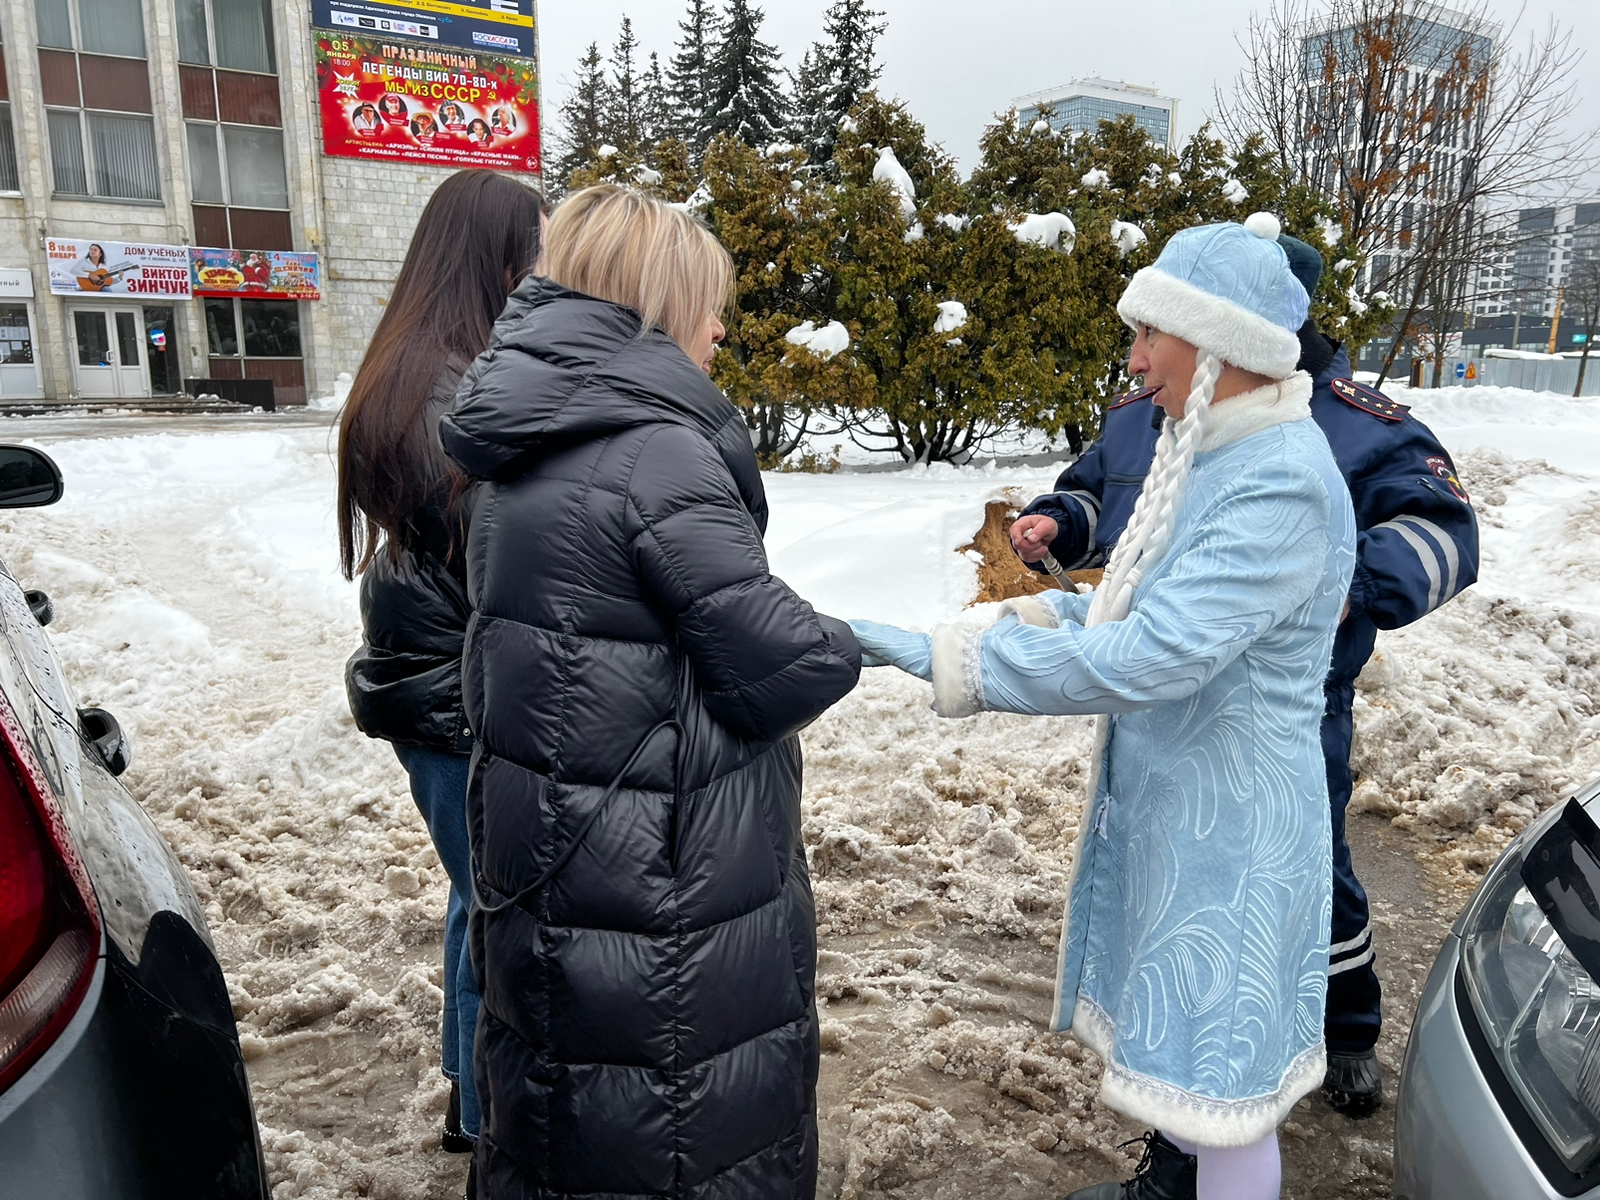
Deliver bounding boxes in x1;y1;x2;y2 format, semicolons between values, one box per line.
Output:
1010;225;1479;1118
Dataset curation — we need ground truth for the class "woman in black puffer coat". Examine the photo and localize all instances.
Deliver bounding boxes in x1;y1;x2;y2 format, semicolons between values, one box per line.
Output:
440;186;861;1199
339;169;543;1157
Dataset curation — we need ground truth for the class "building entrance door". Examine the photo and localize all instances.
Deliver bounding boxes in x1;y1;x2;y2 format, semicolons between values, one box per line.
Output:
69;307;150;399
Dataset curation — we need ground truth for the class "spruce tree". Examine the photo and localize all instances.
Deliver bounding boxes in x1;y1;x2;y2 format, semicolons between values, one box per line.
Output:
667;0;720;156
552;42;613;194
640;51;670;149
799;0;885;165
701;0;789;151
607;16;642;154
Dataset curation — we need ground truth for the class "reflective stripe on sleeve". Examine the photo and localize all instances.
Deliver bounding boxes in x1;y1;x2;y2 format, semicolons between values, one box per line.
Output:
1328;946;1376;976
1395;515;1460;602
1068;491;1099;566
1375;518;1442;612
1329;924;1372;957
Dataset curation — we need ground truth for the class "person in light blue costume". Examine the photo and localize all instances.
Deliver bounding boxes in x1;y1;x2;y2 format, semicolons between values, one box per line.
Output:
852;214;1356;1200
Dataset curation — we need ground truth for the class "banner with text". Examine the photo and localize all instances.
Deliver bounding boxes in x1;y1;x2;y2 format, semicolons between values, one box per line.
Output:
312;0;534;55
314;33;540;174
45;238;192;298
191;248;322;300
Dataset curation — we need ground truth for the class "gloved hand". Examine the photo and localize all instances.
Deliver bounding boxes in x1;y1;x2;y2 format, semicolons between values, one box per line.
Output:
847;620;932;679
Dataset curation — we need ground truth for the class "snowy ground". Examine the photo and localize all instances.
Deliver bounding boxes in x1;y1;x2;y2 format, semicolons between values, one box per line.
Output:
3;383;1598;1198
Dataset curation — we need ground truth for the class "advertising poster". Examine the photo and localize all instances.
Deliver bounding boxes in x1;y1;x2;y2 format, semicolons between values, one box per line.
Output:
45;238;192;298
315;33;540;174
312;0;534;55
191;247;322;300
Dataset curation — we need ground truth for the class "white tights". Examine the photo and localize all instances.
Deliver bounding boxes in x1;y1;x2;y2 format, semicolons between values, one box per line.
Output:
1164;1130;1281;1200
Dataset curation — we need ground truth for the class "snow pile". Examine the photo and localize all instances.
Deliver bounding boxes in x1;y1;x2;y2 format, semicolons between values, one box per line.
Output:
1009;213;1076;253
1029;119;1052;136
935;213;968;233
785;319;851;360
307;371;352;413
933;301;968;335
1107;220;1146;257
597;143;618;158
634;164;664;186
872;146;918;223
1316;214;1342;248
1220;177;1249;204
1079;168;1108;189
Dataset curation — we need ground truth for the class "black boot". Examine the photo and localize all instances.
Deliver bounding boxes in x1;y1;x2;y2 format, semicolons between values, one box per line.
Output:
1063;1131;1197;1200
1323;1047;1384;1117
443;1079;474;1153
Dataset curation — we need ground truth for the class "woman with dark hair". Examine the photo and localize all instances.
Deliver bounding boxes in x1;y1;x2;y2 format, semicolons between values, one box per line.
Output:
337;168;542;1162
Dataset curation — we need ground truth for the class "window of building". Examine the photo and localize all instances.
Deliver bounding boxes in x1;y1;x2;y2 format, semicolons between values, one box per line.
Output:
203;296;305;404
177;0;289;250
0;44;16;193
36;0;161;200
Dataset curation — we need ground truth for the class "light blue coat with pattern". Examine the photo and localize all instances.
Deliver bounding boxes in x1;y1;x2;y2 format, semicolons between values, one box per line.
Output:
955;402;1356;1145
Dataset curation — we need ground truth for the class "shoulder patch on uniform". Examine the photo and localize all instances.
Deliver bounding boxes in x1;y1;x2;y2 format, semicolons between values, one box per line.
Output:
1426;455;1471;503
1107;385;1158;411
1329;377;1409;422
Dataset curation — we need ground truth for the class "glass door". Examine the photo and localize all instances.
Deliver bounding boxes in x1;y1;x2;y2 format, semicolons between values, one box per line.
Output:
141;306;176;394
68;307;152;398
71;308;117;398
113;309;148;397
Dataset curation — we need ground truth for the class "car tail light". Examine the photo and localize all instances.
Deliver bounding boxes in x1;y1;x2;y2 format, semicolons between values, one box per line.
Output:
0;690;99;1096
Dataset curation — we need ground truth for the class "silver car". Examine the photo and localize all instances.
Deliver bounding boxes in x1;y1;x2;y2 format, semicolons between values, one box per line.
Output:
0;445;267;1199
1395;774;1600;1200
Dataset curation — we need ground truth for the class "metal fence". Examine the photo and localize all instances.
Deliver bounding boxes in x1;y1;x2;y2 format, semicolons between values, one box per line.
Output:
1428;354;1600;395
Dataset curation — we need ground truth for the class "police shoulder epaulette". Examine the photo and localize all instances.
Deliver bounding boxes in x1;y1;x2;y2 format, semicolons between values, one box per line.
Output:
1107;385;1158;411
1329;377;1408;422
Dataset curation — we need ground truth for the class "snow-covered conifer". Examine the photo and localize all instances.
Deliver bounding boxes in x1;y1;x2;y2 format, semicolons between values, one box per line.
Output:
792;0;887;165
606;16;642;154
551;41;613;193
666;0;720;158
701;0;790;150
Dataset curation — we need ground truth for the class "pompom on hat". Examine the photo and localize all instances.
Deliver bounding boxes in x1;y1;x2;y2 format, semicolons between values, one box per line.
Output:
1117;213;1310;379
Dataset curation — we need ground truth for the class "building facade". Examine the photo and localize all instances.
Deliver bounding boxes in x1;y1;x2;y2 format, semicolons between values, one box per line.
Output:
0;0;540;405
1013;78;1178;151
1471;201;1600;323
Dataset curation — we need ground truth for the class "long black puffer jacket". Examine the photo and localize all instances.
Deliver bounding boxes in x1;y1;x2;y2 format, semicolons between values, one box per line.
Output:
345;361;475;751
440;278;861;1200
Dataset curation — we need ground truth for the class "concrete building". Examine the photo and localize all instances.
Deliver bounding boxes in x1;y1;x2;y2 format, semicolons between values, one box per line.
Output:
0;0;540;405
1471;201;1600;323
1013;78;1178;152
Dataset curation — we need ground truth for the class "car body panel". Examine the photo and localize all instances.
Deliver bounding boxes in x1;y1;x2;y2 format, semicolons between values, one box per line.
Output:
1396;779;1600;1200
0;523;267;1194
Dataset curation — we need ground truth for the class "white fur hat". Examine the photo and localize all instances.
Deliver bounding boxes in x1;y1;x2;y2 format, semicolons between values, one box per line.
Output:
1117;214;1310;379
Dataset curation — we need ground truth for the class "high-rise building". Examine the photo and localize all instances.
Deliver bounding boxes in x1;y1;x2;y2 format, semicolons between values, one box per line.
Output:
0;0;541;404
1471;201;1600;320
1298;3;1494;299
1013;78;1178;151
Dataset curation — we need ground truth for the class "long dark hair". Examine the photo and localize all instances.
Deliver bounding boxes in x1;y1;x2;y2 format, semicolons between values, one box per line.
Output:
337;169;542;579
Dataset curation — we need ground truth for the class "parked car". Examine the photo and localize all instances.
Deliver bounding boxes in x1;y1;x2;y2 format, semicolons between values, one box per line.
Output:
0;445;267;1199
1396;773;1600;1200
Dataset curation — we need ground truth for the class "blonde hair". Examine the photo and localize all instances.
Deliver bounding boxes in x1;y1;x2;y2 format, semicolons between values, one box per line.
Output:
543;185;734;353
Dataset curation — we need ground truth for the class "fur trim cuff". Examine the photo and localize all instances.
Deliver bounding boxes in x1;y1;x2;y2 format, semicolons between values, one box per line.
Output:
1071;998;1327;1147
930;624;985;717
1118;267;1302;379
997;595;1060;628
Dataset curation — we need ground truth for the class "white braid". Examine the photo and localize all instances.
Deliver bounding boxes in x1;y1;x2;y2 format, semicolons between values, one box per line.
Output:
1085;351;1222;629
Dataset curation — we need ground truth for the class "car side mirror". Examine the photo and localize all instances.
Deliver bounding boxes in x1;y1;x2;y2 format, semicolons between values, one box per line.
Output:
0;447;63;508
79;707;131;776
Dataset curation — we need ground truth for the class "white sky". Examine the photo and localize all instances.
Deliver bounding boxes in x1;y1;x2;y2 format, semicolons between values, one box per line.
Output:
536;0;1600;178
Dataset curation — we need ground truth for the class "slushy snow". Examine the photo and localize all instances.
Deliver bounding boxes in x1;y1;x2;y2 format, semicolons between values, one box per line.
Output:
8;383;1598;1196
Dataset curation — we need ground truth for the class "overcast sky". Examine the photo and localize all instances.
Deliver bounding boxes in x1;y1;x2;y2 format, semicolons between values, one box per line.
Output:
537;0;1600;177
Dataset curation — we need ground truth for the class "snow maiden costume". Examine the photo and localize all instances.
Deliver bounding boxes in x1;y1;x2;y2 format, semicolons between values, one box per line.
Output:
852;217;1356;1200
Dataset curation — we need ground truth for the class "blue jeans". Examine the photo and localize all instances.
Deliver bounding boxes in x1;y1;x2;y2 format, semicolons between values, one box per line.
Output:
393;744;480;1139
